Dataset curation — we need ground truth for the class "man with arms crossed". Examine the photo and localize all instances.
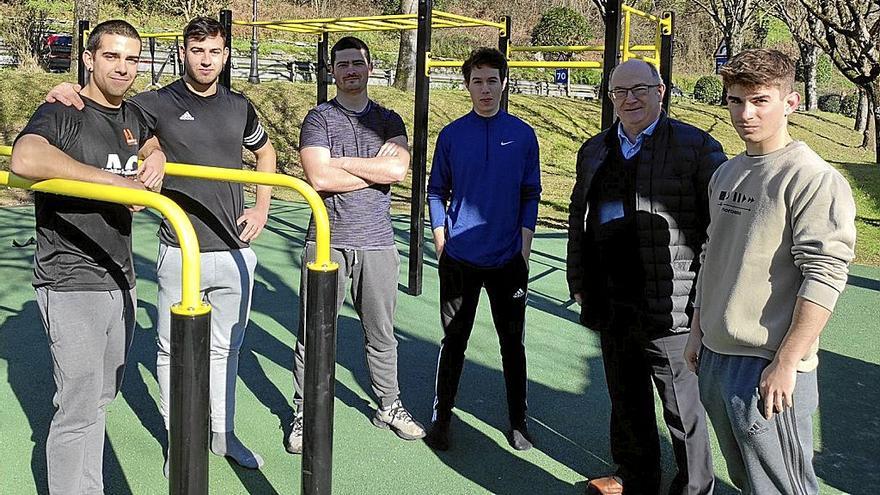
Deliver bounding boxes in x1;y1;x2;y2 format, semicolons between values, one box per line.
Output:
685;49;856;494
568;59;723;495
12;20;165;494
424;47;541;452
286;36;424;454
48;16;277;473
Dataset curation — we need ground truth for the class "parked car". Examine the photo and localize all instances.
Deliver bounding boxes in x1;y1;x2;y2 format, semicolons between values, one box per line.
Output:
42;34;72;72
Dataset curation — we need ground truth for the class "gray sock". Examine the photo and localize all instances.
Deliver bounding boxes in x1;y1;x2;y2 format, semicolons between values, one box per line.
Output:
210;431;264;469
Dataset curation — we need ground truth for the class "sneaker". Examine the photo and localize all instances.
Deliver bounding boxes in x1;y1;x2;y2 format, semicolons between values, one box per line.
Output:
423;419;451;451
371;399;426;440
286;414;304;454
507;426;534;451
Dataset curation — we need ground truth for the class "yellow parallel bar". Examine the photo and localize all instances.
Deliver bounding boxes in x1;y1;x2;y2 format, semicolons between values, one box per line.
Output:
432;10;506;30
630;44;658;52
0;149;203;313
622;11;632;62
140;32;182;39
233;10;502;34
162;162;333;270
621;4;663;22
625;54;660;67
510;45;604;53
509;60;602;69
427;59;602;69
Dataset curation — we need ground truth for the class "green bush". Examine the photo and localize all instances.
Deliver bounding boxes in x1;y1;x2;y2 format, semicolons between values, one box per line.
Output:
840;93;859;118
530;7;591;61
818;93;842;113
571;69;602;85
693;75;723;105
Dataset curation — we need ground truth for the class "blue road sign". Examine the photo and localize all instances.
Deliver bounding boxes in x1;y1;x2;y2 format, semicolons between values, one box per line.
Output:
555;68;569;85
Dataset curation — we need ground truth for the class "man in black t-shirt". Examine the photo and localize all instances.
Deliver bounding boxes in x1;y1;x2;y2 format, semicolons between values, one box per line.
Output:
286;36;425;455
47;17;277;473
12;20;165;494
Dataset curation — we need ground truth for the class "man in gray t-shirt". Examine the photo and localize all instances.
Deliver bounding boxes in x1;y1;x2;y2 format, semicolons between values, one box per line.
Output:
286;36;425;454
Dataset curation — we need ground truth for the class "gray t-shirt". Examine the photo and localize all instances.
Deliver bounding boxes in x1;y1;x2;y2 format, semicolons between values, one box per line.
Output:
299;99;406;249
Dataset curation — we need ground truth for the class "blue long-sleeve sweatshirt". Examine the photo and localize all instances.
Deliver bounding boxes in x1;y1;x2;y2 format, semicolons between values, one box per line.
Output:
427;110;542;268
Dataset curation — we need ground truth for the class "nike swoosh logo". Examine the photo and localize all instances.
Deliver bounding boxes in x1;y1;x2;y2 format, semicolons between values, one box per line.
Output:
501;141;514;146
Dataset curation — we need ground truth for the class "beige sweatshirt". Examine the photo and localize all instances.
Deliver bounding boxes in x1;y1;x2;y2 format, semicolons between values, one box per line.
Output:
694;141;856;371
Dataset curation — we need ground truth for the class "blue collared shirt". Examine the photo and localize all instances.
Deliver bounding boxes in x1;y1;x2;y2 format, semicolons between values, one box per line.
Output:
617;116;660;159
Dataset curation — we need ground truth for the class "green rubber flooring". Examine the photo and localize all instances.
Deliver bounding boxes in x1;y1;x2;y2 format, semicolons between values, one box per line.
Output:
0;201;877;494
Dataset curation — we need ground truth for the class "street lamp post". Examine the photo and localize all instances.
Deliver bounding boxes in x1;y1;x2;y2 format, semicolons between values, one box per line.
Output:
248;0;260;84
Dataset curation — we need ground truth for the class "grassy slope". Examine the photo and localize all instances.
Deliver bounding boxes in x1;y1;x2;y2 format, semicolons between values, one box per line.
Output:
1;70;878;264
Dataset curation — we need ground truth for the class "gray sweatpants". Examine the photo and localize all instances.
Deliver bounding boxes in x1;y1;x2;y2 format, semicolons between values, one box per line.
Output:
156;243;257;433
36;287;137;495
293;243;400;409
698;347;819;495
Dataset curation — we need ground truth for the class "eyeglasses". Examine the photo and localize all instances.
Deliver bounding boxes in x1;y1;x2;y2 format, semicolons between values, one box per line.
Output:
608;84;660;101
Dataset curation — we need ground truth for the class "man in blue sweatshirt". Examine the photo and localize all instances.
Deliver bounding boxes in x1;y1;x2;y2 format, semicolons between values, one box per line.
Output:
425;47;542;452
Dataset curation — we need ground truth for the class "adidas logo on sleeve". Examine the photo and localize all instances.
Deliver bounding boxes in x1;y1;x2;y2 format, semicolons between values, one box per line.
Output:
179;111;195;121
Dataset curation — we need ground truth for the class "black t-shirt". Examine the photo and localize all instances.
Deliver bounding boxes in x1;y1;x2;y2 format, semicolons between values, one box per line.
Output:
299;99;406;249
17;98;151;291
130;79;268;252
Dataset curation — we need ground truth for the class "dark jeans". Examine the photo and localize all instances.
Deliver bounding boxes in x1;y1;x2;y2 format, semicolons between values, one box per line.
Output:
599;318;714;495
432;252;529;427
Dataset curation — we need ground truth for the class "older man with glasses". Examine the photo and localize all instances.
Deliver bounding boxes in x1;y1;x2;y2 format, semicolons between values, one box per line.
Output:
566;59;726;495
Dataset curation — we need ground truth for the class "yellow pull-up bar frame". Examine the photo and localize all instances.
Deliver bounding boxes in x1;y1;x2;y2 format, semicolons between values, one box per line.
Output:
160;162;333;270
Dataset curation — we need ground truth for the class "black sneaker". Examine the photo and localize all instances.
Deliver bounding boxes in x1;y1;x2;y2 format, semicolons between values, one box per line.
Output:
507;426;534;451
423;419;451;451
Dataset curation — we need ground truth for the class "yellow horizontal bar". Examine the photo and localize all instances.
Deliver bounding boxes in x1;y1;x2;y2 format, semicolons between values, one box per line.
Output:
427;60;464;68
509;60;602;69
162;162;333;269
629;44;658;52
510;45;604;53
140;32;182;39
235;10;503;34
0;164;203;315
622;54;660;66
432;10;506;30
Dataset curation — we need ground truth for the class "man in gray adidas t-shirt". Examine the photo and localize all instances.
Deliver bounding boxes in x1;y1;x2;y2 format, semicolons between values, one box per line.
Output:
286;36;425;454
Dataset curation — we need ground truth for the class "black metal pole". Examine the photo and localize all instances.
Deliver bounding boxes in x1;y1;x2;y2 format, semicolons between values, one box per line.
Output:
150;37;157;85
169;308;211;495
317;32;329;105
498;15;511;112
220;9;233;88
600;0;623;130
248;0;260;84
302;265;339;495
660;11;674;113
172;36;183;76
407;0;432;297
77;20;89;88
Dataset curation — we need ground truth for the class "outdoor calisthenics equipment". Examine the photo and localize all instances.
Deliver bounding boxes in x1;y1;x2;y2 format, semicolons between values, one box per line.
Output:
157;161;339;495
0;145;339;495
223;0;674;297
0;145;213;494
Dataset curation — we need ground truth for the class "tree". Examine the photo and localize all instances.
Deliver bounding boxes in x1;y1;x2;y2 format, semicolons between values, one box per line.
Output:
531;7;591;61
0;5;45;71
768;0;820;111
392;0;418;91
691;0;760;57
800;0;880;163
74;0;100;82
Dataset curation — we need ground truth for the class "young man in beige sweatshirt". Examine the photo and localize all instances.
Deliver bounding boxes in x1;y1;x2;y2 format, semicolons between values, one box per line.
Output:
684;49;856;494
